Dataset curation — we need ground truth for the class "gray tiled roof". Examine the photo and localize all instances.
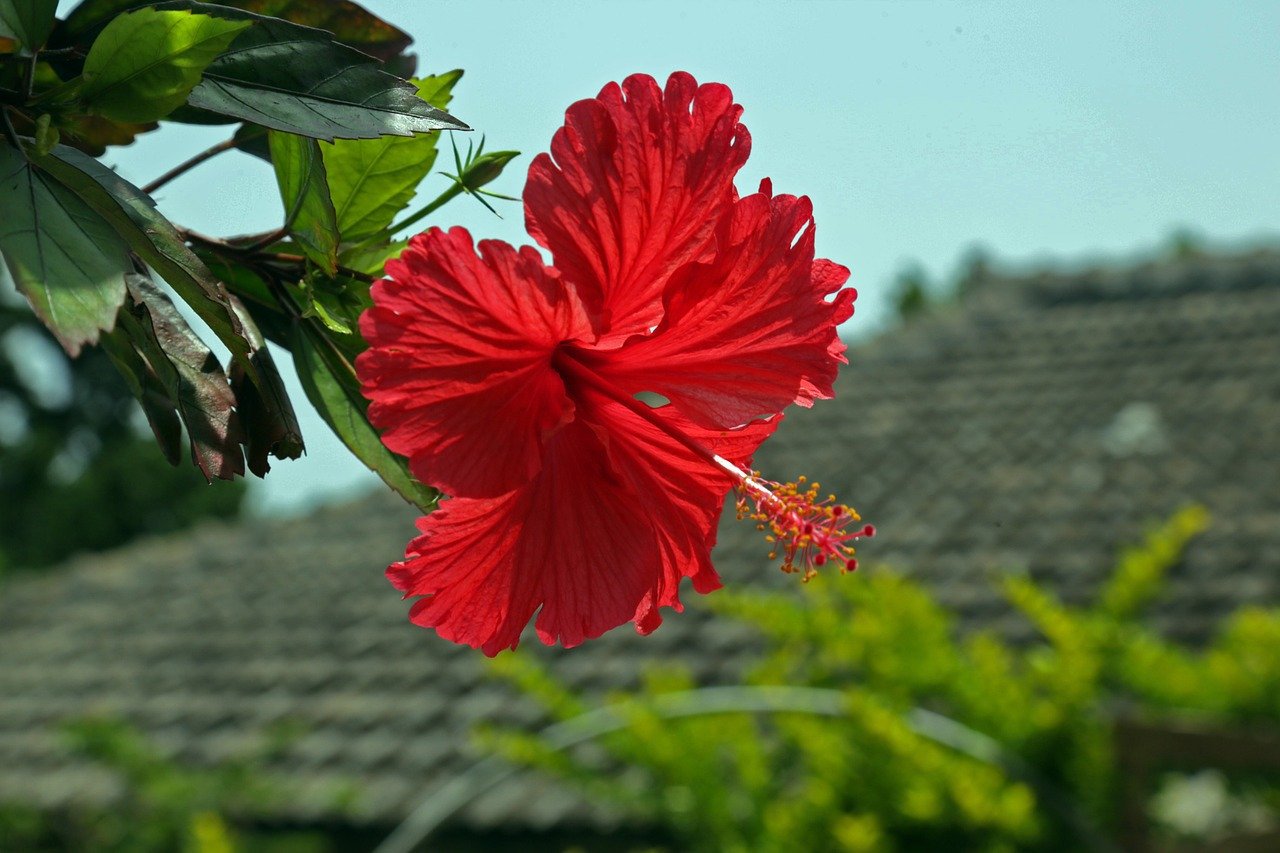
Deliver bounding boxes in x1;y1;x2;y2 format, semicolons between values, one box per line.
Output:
2;248;1278;835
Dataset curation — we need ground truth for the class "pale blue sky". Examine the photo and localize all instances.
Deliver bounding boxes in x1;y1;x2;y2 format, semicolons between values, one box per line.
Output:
93;1;1280;514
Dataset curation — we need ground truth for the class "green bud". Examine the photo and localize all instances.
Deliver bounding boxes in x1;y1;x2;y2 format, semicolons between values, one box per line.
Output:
462;150;519;190
33;114;59;156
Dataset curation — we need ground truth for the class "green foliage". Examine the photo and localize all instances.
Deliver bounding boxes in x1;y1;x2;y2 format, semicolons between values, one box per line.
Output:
486;507;1280;851
0;0;57;52
0;142;128;355
321;71;462;244
79;8;250;123
892;263;929;321
0;0;519;511
0;716;328;852
268;131;339;273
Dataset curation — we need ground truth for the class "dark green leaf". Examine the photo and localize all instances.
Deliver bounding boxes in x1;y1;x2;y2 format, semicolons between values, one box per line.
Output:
30;142;257;379
80;7;251;123
51;0;140;47
0;0;57;51
0;142;128;356
267;130;338;274
115;273;245;481
175;2;467;140
321;70;462;243
225;293;302;477
289;322;436;512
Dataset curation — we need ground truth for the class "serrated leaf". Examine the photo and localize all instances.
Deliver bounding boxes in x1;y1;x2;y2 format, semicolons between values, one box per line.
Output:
115;273;245;481
289;322;436;512
267;130;338;274
225;293;302;477
30;142;258;380
175;1;467;140
321;70;462;243
0;142;128;355
80;7;251;123
0;0;57;51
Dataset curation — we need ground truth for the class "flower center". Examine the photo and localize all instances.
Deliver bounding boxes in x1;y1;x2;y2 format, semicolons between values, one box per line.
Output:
552;350;873;580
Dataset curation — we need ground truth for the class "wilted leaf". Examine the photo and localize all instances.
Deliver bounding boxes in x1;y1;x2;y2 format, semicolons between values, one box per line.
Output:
30;143;258;380
100;323;185;465
321;70;462;244
0;0;57;51
60;115;158;155
179;2;467;140
115;273;245;481
4;100;157;156
226;294;303;477
0;142;128;355
80;7;251;123
267;130;338;274
290;322;436;511
224;0;411;63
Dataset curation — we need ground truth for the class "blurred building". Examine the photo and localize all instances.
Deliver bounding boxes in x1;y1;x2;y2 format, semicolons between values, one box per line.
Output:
1;246;1278;849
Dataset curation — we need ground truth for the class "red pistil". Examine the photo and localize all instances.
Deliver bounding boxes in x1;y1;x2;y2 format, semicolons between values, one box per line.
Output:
555;351;872;580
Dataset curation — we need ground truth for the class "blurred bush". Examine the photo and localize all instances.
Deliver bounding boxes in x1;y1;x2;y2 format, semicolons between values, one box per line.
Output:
0;717;328;853
0;301;244;575
484;506;1280;851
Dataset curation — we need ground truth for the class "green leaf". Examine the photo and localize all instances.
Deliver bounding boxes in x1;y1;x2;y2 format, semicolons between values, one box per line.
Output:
267;130;339;274
80;7;251;123
225;294;303;477
289;322;436;512
338;238;405;277
0;0;57;51
292;270;369;336
0;143;128;356
113;273;245;481
29;142;259;380
177;2;467;140
321;70;462;243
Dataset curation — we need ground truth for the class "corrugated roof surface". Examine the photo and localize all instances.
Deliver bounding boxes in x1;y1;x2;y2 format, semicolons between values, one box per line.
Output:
2;248;1278;834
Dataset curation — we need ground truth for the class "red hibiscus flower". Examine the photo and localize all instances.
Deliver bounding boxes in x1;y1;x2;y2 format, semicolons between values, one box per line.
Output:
357;72;870;655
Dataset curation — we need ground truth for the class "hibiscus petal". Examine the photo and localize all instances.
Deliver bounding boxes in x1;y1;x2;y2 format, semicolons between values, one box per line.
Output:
524;71;751;338
579;393;779;633
386;395;777;655
356;226;595;498
592;184;856;429
389;419;660;655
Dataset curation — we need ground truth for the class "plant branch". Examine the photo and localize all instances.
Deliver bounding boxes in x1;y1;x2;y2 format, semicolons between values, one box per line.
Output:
23;53;37;102
1;107;21;147
142;137;238;195
387;181;465;235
